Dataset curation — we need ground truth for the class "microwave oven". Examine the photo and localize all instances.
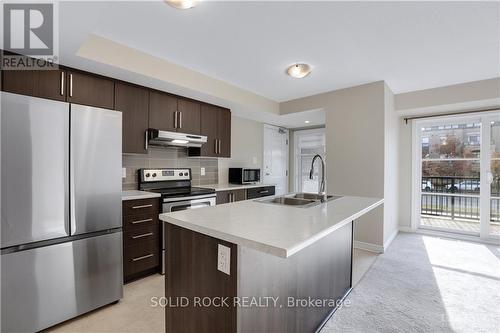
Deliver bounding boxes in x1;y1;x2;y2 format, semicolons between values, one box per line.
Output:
229;168;261;184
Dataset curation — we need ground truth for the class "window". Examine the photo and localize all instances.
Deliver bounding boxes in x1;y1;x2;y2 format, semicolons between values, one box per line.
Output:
413;114;500;240
293;128;325;193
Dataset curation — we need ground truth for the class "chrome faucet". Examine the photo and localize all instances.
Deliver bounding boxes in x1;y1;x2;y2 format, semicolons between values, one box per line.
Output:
309;154;327;201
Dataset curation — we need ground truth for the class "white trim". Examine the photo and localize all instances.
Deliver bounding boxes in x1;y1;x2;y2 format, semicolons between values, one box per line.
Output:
353;241;384;253
383;230;399;251
410;120;420;232
399;226;413;233
415;228;500;246
263;124;289;195
292;128;325;193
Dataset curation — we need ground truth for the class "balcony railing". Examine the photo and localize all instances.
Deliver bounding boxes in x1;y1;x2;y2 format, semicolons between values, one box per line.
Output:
421;176;500;222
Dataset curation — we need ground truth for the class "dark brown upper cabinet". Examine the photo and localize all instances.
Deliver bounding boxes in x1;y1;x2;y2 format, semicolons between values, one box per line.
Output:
2;69;35;96
3;68;66;102
115;83;149;154
149;91;178;132
190;104;231;158
177;98;200;134
198;104;219;157
66;71;115;109
149;92;201;135
218;108;231;157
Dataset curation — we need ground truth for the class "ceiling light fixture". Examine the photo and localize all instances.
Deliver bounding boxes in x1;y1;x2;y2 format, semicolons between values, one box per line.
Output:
305;121;310;124
166;0;199;9
287;63;311;79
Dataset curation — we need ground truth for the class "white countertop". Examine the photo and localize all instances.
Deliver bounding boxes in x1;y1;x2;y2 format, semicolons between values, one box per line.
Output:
122;190;161;201
159;195;383;258
203;183;275;191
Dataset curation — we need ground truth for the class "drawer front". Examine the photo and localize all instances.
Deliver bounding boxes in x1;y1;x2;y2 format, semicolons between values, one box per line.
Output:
123;240;159;277
124;225;159;248
122;198;159;217
123;213;159;231
246;186;275;199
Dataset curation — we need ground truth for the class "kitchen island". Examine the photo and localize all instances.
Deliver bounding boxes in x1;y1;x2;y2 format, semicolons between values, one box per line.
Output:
159;195;383;333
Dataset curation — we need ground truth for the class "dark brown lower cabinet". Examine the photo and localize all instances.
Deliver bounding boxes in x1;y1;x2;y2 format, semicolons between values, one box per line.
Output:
165;224;237;333
164;221;353;333
216;189;246;205
122;198;160;283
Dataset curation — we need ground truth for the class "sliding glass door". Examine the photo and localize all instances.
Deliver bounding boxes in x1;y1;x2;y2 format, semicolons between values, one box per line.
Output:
414;113;500;240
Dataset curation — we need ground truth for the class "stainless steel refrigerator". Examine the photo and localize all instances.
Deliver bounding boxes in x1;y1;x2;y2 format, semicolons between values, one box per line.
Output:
1;92;123;332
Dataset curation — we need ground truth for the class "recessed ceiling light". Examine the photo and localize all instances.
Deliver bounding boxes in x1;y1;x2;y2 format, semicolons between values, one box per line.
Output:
287;63;312;79
166;0;199;9
305;120;310;124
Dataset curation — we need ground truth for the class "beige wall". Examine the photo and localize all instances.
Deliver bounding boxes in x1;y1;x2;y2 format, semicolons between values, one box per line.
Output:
325;81;386;247
396;78;500;116
218;116;264;183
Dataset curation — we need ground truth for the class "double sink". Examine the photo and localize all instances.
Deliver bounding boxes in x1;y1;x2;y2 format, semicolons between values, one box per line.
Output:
258;192;343;208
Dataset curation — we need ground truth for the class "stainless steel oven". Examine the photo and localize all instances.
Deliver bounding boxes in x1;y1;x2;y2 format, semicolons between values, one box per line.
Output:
161;193;216;274
163;194;216;212
138;168;217;275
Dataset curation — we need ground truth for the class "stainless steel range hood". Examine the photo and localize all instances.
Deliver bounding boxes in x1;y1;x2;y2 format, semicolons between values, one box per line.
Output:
147;129;207;148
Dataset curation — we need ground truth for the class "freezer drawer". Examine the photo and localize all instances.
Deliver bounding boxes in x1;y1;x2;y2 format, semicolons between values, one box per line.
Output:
1;232;123;333
70;104;122;235
1;92;70;248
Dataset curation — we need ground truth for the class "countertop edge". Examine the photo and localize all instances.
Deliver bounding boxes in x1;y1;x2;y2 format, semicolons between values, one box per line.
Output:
203;183;276;192
160;215;288;258
285;198;384;257
122;191;161;201
160;197;384;258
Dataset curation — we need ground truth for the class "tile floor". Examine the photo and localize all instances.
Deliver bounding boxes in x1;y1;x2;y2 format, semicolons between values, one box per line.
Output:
44;248;378;333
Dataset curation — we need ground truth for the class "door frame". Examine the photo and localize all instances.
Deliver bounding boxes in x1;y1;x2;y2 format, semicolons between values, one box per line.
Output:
411;111;500;241
263;124;289;194
293;128;326;193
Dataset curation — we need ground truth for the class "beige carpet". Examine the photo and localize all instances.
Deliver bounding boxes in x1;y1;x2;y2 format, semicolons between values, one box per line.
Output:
322;233;500;333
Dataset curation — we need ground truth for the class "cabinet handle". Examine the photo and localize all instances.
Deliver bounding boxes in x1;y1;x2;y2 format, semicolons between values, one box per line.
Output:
145;130;149;151
132;232;154;239
69;74;73;97
179;111;182;129
132;254;154;262
132;204;153;209
258;190;269;194
218;140;221;155
131;218;153;225
60;71;64;96
214;139;218;154
174;111;178;128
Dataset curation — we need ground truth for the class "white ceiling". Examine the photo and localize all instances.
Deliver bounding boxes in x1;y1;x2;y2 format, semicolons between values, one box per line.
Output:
56;1;500;102
4;1;497;128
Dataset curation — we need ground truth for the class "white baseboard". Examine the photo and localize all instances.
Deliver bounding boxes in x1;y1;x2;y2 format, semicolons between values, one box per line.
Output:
383;229;399;251
353;240;384;253
399;226;413;233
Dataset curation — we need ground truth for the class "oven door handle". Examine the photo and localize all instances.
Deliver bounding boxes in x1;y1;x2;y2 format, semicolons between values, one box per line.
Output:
164;197;216;212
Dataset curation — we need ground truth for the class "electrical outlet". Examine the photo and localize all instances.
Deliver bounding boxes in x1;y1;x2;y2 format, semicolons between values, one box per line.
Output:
217;244;231;275
201;167;206;176
122;167;126;179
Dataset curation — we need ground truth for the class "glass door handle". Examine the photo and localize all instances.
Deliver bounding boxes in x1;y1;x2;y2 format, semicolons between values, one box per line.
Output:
488;172;494;184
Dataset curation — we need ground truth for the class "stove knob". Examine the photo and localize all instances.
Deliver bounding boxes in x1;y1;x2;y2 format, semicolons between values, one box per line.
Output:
179;172;183;176
152;173;157;177
185;172;189;176
145;173;150;178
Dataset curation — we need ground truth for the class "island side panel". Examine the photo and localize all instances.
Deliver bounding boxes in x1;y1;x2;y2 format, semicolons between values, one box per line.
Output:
237;222;353;333
165;223;237;333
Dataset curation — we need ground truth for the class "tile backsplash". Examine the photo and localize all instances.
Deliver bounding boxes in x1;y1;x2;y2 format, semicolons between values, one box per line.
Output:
122;147;218;190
